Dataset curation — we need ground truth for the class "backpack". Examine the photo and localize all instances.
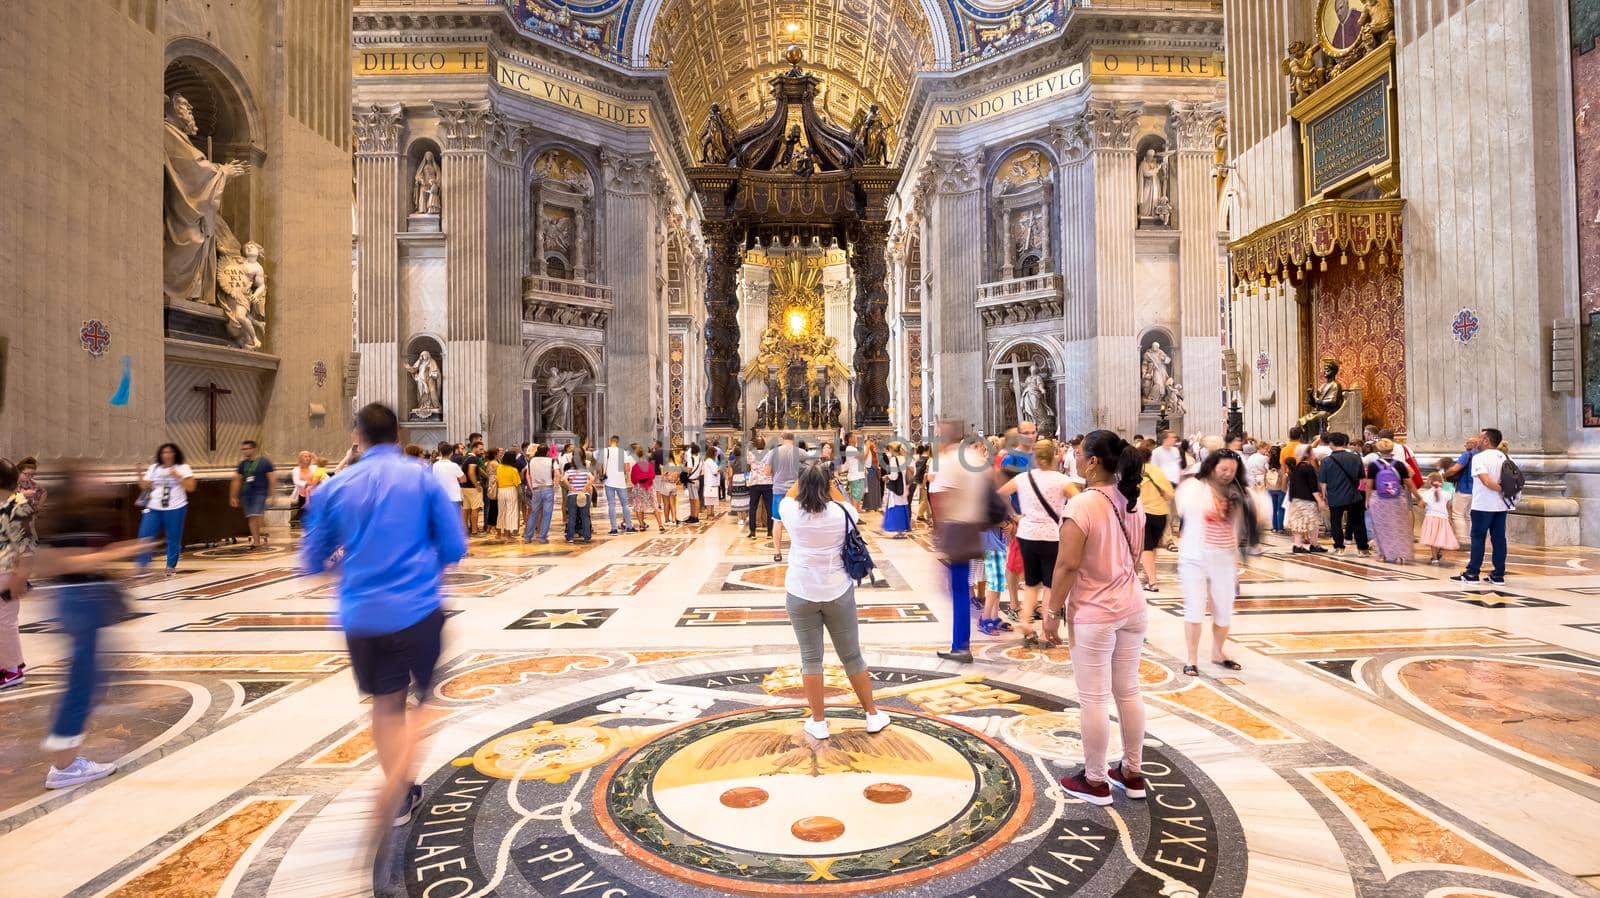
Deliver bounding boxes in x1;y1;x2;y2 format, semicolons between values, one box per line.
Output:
1498;456;1525;507
1373;460;1402;499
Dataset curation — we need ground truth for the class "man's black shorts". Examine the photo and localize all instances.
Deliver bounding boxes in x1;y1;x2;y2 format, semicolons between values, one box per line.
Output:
345;607;445;699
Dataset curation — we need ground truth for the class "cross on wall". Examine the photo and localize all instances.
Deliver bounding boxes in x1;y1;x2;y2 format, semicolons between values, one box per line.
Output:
193;381;233;452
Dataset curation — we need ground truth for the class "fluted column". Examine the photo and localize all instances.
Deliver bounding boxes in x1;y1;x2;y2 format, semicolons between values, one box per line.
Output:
1050;115;1098;436
925;151;984;431
487;119;528;444
1172;100;1226;433
702;220;743;428
602;150;667;438
436;99;495;437
1085;99;1144;431
353;104;404;412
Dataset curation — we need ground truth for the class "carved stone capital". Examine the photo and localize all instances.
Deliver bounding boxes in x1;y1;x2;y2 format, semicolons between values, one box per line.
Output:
1049;115;1093;163
928;150;982;195
601;149;667;196
1169;100;1225;152
1082;100;1145;151
434;99;498;152
488;119;530;165
353;103;405;156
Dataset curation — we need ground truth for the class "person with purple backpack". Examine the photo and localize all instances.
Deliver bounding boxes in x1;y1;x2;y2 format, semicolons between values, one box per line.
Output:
1366;438;1421;563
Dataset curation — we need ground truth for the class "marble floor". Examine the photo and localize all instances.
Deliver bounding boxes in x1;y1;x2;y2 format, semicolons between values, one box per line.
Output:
3;509;1599;898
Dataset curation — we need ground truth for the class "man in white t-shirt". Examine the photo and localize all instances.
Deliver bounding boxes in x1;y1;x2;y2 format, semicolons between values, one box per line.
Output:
1453;427;1514;585
431;443;465;508
842;432;866;509
1150;431;1182;485
598;435;635;534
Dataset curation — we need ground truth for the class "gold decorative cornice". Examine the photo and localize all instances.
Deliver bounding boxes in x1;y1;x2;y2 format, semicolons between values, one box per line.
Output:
1227;198;1404;291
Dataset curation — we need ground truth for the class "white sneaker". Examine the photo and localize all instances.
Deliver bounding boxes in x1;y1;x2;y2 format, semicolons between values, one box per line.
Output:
803;718;830;740
864;711;892;734
45;756;116;789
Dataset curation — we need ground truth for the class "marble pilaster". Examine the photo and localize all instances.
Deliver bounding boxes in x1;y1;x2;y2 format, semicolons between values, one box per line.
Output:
925;150;985;431
1085;99;1145;432
353;103;405;413
601;150;667;440
1051;115;1099;436
436;99;495;437
1172;100;1226;432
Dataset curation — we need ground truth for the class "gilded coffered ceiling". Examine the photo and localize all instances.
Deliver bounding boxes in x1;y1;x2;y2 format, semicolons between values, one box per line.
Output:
646;0;937;143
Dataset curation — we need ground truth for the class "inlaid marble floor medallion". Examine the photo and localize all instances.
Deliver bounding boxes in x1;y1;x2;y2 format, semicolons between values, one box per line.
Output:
392;659;1247;898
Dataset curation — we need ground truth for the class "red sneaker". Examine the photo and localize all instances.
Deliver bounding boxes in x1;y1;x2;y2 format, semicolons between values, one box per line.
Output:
0;667;24;690
1107;764;1147;799
1060;769;1112;806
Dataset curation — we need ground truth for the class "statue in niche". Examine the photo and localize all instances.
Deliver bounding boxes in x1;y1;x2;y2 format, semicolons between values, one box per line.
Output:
700;103;737;165
1019;370;1052;425
1141;341;1172;407
215;241;268;351
406;350;443;420
541;366;589;432
163;92;251;304
1297;358;1346;438
1137;147;1171;224
413;151;441;215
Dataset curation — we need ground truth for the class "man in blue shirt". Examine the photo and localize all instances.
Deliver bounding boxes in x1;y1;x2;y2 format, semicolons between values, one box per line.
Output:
300;403;467;878
1442;434;1479;543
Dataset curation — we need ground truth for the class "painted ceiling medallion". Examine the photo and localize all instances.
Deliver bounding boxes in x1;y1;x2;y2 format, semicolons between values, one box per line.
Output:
1452;308;1480;344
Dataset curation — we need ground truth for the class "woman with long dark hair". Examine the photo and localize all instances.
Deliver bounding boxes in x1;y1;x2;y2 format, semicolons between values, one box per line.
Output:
780;462;891;739
1174;448;1256;676
1043;430;1149;806
135;443;196;575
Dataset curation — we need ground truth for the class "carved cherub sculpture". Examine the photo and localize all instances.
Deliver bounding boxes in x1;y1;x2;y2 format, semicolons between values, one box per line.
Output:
1282;41;1326;102
1358;0;1395;52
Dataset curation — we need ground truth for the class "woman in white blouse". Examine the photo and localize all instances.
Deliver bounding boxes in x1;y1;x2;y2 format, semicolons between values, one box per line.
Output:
780;462;892;741
135;443;197;575
996;440;1076;647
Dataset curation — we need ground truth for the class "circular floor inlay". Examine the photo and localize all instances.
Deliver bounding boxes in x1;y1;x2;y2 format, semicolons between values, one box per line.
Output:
596;706;1030;890
394;663;1246;898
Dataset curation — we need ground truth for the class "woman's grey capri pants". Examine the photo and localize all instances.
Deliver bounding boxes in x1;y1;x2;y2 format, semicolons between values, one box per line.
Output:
785;585;867;676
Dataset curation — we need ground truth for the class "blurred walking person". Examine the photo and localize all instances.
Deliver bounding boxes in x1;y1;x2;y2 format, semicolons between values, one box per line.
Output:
299;404;468;881
36;466;152;788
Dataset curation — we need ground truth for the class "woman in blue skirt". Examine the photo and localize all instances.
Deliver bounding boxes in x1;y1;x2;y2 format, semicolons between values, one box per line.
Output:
880;442;912;537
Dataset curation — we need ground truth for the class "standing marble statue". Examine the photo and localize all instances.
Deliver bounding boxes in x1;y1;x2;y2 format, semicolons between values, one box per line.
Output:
164;92;250;304
413;151;441;215
1141;342;1172;406
1019;371;1051;424
406;350;442;419
1137;148;1169;222
540;367;588;431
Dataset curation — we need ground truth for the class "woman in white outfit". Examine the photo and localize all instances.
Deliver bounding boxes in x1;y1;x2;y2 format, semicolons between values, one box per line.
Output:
780;462;892;740
1173;449;1253;677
